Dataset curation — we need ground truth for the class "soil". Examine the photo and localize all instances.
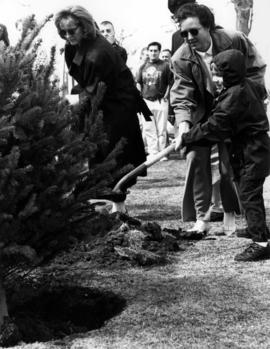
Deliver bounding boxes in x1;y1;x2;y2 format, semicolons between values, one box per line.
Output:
1;202;199;347
4;153;268;348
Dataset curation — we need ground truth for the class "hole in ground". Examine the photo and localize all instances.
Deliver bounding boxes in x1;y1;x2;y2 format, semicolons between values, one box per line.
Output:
6;284;126;344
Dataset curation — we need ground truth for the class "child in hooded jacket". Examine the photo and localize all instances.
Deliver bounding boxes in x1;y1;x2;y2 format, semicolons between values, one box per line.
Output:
176;49;270;262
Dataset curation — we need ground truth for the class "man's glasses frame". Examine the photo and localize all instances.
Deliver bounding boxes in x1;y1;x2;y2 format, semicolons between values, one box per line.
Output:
180;28;200;38
60;25;80;37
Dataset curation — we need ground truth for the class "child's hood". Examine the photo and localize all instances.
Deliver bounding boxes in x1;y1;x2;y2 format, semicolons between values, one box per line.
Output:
213;49;246;88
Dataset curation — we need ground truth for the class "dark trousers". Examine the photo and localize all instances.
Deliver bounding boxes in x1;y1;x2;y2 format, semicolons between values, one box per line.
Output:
238;176;268;242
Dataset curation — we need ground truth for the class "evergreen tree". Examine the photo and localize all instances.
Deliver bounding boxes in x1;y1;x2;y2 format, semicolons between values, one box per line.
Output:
0;15;129;328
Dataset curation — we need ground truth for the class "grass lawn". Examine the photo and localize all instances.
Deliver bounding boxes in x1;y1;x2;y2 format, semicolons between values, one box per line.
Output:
12;153;270;349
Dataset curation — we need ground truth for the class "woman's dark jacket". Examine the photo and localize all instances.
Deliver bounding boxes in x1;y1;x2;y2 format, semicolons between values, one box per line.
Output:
65;33;147;170
182;49;270;179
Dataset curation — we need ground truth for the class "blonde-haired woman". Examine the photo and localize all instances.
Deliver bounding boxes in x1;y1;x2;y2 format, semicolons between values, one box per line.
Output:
55;6;149;213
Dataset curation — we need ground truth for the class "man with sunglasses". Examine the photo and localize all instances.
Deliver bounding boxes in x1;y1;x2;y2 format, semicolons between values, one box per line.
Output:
169;1;236;227
170;3;266;235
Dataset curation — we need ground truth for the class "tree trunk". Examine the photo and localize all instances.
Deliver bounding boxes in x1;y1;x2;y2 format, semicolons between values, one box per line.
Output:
0;275;8;328
231;0;253;35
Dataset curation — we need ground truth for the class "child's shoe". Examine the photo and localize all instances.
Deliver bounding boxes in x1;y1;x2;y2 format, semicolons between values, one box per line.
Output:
234;243;270;261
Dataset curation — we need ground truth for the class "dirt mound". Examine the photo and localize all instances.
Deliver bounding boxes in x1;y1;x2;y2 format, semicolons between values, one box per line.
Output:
48;212;194;268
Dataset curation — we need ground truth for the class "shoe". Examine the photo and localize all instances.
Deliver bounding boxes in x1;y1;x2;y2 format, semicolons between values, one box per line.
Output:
234;243;270;261
237;227;270;239
187;220;209;235
89;199;112;214
209;211;224;222
209;226;226;236
209;226;235;237
111;201;128;214
236;228;251;239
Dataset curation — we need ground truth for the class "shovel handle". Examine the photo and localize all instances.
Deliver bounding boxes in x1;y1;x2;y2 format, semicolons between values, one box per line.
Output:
145;142;175;166
112;142;176;194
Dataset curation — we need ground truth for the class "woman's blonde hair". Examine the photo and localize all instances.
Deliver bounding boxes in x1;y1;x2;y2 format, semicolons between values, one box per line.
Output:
54;5;97;40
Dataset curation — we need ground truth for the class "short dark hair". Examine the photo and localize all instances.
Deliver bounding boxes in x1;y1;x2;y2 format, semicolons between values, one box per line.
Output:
168;0;196;15
175;3;216;31
147;41;161;51
162;49;172;55
100;20;114;29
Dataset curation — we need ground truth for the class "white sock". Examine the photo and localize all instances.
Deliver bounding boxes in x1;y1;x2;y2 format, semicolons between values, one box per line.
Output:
223;212;236;234
188;220;209;232
255;242;268;248
111;201;126;213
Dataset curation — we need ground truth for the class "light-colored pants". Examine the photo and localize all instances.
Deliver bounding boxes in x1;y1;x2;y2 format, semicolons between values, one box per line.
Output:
142;99;168;156
137;113;147;153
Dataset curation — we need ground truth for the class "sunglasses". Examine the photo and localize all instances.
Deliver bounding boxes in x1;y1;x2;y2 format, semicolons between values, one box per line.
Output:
60;26;80;37
180;28;200;38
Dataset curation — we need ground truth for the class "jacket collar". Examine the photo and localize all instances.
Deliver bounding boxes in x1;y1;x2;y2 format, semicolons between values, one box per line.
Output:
211;29;232;55
181;42;198;63
196;37;213;58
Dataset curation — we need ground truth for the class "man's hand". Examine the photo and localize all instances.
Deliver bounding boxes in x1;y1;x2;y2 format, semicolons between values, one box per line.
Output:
175;121;190;150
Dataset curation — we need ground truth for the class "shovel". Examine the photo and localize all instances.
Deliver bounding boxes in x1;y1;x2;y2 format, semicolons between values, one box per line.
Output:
112;142;176;198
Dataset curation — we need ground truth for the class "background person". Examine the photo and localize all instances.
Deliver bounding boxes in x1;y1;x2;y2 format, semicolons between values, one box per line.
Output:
55;5;147;213
136;41;171;160
100;20;128;63
139;47;149;65
161;49;172;62
132;47;149;78
135;47;150;154
160;48;175;145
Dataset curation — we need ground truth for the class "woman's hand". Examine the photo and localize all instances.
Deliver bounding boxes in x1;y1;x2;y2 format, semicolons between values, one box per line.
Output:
65;94;79;105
